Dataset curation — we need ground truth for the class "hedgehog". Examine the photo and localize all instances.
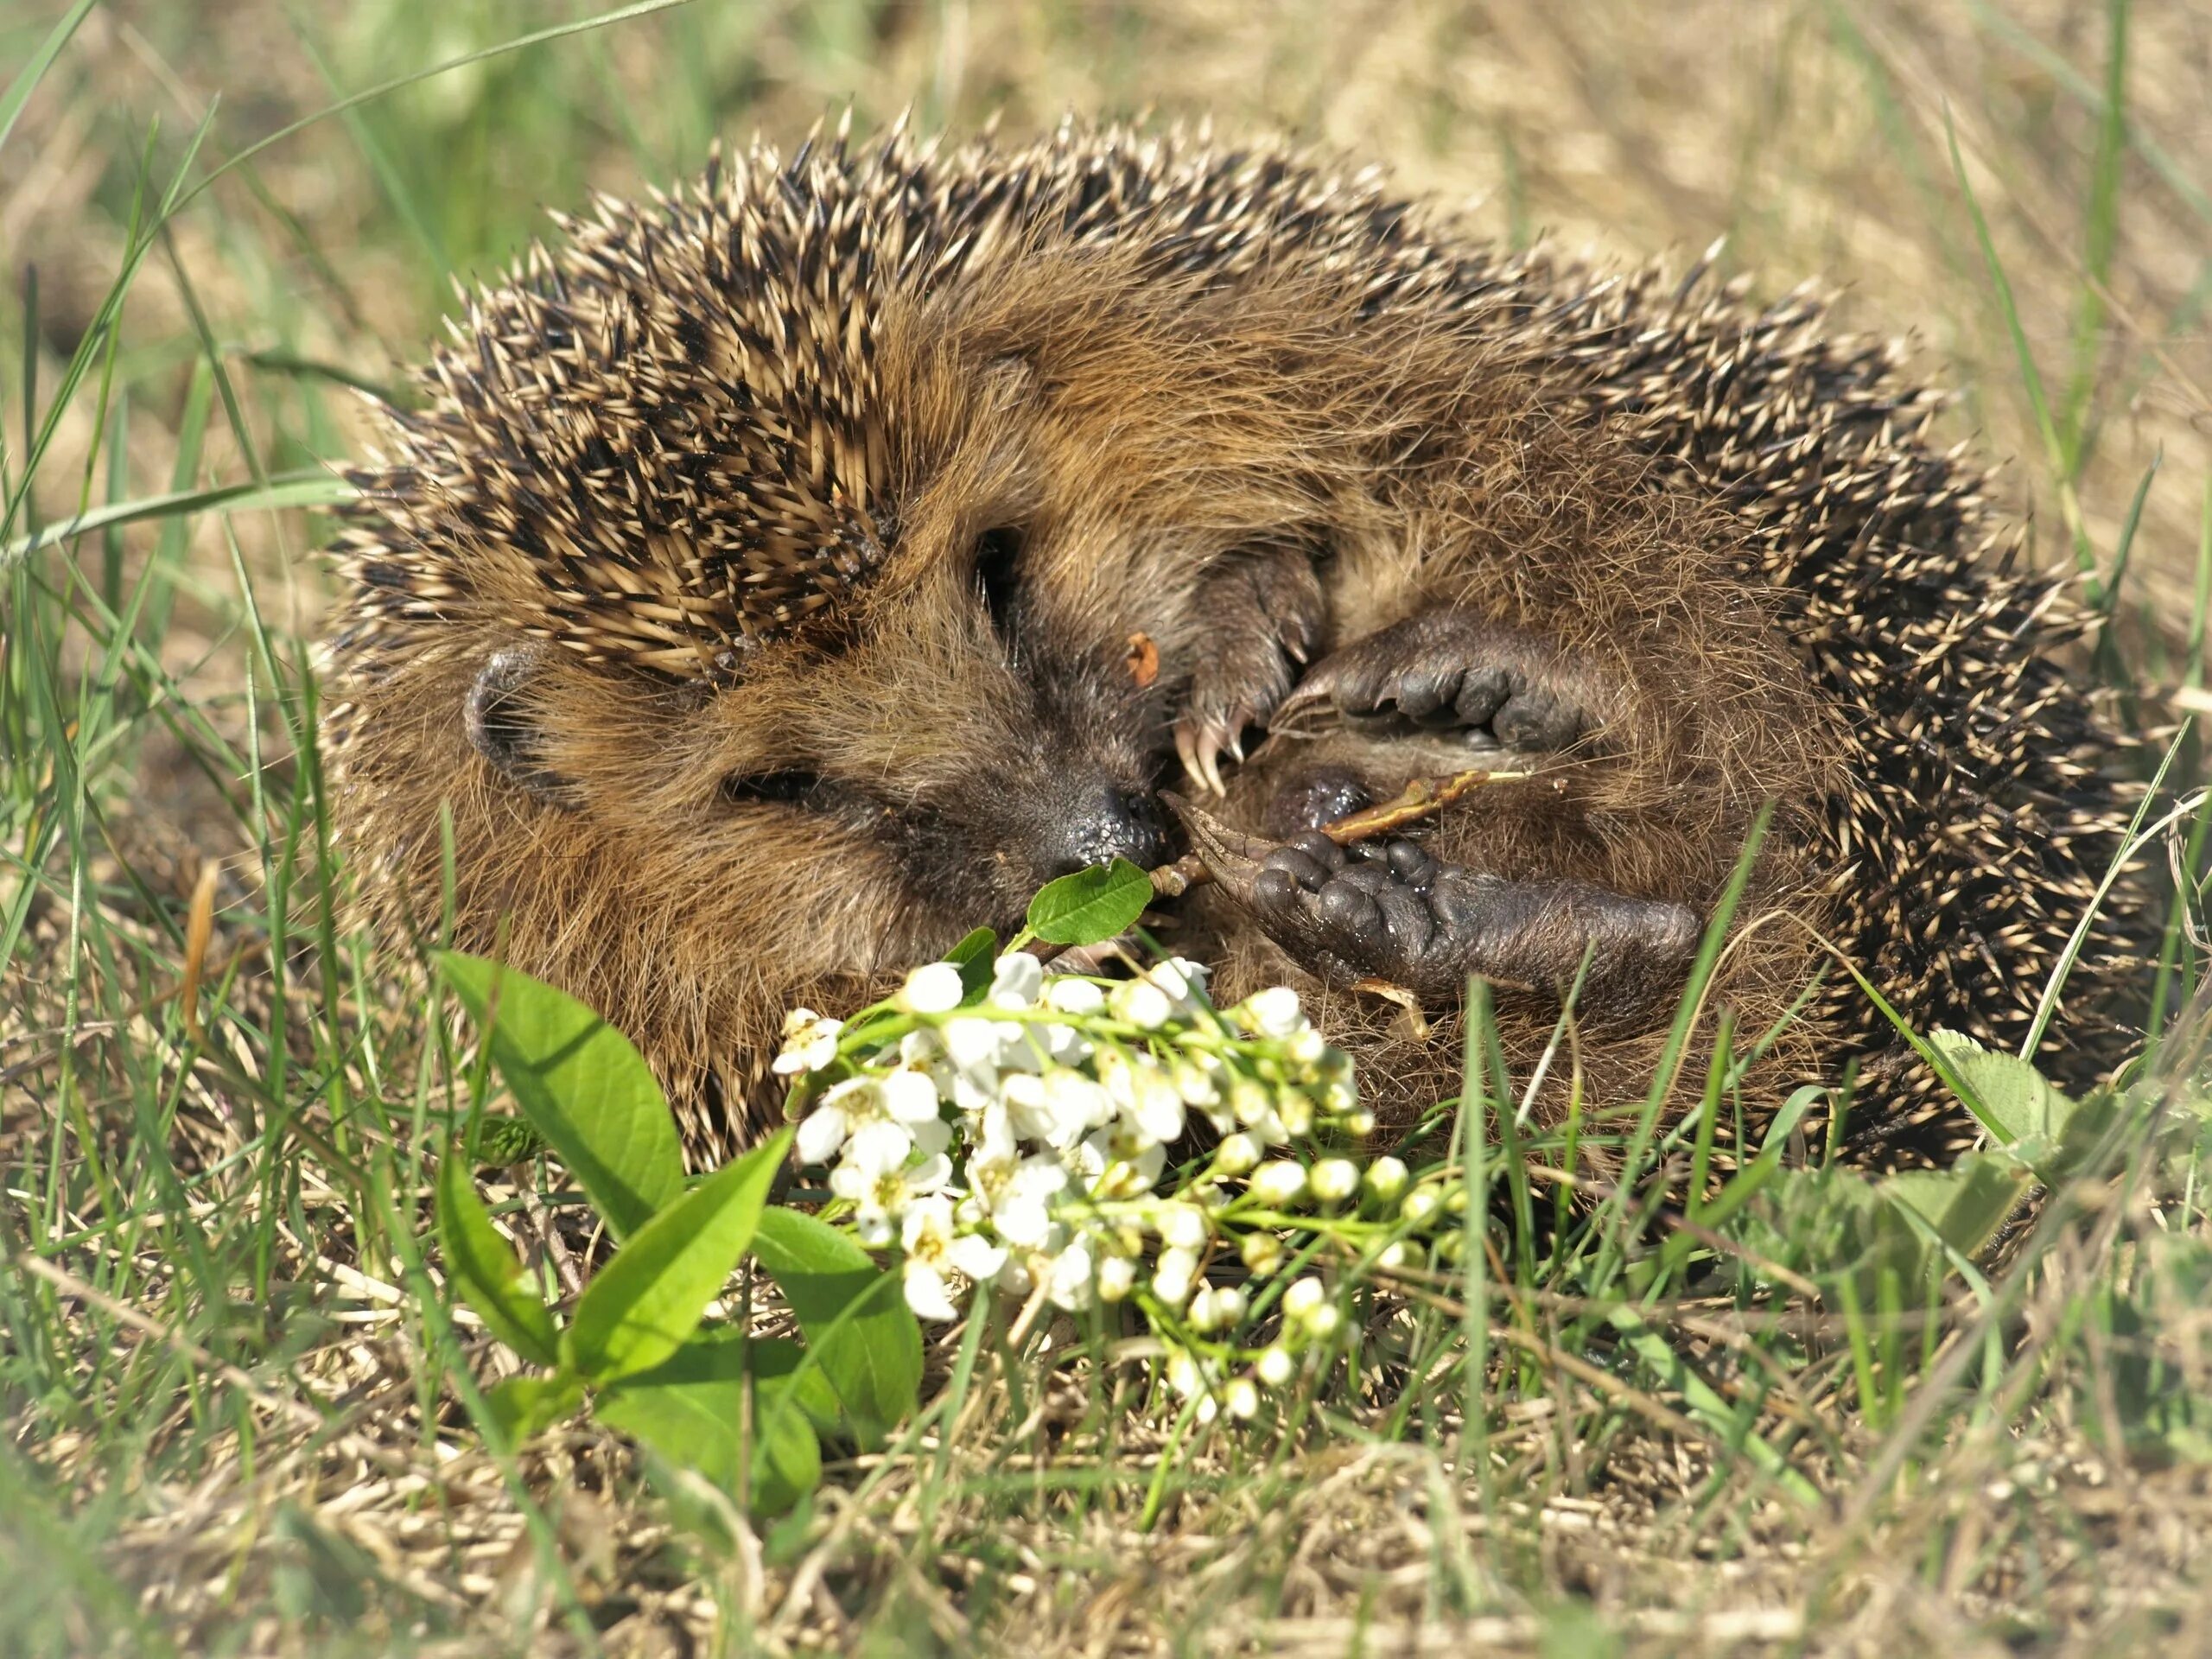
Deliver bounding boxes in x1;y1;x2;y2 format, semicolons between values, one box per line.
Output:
323;117;2147;1171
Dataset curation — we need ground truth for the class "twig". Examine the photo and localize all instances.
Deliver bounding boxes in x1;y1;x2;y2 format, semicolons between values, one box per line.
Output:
1149;766;1529;899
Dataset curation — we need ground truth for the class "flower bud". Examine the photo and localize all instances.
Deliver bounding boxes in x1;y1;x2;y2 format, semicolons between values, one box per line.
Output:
1255;1345;1295;1387
1342;1109;1377;1137
1364;1155;1410;1201
1302;1302;1343;1340
1249;1160;1308;1206
1224;1376;1260;1420
1308;1158;1360;1203
1281;1276;1326;1319
1045;976;1106;1015
901;962;965;1014
1154;1203;1209;1251
1212;1132;1262;1176
1240;1231;1283;1275
1096;1254;1136;1303
1110;978;1174;1031
1152;1245;1200;1307
1241;985;1305;1039
1402;1185;1442;1225
1274;1091;1314;1138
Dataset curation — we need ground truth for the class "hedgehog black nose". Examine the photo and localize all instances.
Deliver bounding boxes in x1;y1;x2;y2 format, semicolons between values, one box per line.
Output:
1052;784;1172;875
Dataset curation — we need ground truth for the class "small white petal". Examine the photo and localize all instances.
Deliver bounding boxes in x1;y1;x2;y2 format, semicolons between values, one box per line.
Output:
994;1192;1053;1250
943;1016;1013;1074
793;1104;849;1166
948;1231;1007;1281
1044;977;1106;1015
843;1119;912;1178
1096;1255;1136;1302
902;961;967;1014
880;1068;944;1124
988;951;1044;1009
904;1260;958;1320
1046;1240;1095;1311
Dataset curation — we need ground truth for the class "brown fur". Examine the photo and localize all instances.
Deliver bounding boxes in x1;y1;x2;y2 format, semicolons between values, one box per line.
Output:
324;123;2145;1167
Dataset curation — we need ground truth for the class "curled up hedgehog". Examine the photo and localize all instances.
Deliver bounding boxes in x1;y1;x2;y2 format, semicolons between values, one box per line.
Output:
323;119;2147;1171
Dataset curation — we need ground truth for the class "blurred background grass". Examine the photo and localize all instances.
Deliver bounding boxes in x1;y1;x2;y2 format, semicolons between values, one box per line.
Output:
5;0;2209;671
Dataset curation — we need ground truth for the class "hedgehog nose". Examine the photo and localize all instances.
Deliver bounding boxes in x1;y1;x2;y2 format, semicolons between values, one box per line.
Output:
1052;784;1172;875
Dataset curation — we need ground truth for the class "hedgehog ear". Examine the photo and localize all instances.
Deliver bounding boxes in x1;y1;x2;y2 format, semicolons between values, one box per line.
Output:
465;647;581;809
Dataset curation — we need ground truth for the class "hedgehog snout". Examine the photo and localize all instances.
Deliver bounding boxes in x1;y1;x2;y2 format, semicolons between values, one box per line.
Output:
1046;780;1173;877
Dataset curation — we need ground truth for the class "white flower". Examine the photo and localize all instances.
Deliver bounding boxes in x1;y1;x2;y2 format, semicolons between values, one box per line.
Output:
1241;985;1305;1039
966;1146;1069;1249
988;951;1044;1009
1044;1237;1096;1312
902;961;966;1014
1365;1156;1409;1201
900;1196;1007;1321
942;1014;1020;1076
1146;957;1211;1007
772;1008;844;1075
1110;977;1174;1031
797;1071;936;1169
830;1153;951;1246
1224;1376;1259;1420
1281;1276;1326;1319
1187;1284;1244;1333
1044;976;1106;1015
1255;1346;1294;1387
1154;1203;1208;1252
1096;1255;1137;1303
1212;1132;1262;1176
1249;1160;1309;1206
1104;1052;1185;1146
1151;1245;1200;1307
1309;1159;1360;1203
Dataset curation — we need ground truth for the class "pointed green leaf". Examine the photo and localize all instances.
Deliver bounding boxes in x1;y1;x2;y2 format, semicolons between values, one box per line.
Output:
1883;1153;2031;1260
944;925;1000;1001
1929;1029;2082;1148
435;1147;560;1367
598;1367;823;1517
484;1373;585;1443
564;1129;791;1382
439;952;684;1239
1024;857;1153;946
752;1207;921;1447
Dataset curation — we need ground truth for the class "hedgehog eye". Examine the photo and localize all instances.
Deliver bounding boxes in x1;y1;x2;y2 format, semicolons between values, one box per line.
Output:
973;527;1024;639
722;770;825;808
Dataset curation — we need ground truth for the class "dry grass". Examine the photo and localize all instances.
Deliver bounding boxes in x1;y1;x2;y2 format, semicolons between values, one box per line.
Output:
6;1;2212;1653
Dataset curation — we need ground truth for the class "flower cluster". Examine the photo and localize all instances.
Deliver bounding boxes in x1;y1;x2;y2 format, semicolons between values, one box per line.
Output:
778;946;1430;1420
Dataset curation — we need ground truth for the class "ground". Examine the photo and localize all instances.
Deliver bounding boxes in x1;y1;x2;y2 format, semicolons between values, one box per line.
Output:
5;1;2212;1653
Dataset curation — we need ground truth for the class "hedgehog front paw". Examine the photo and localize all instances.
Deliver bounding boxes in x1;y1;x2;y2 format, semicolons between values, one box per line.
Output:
1273;611;1600;753
1174;546;1327;795
1173;799;1700;1015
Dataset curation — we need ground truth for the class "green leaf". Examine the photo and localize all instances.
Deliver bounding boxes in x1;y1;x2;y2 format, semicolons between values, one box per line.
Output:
944;926;1000;1002
1928;1029;2081;1147
484;1373;585;1443
597;1367;823;1518
435;1147;560;1368
1883;1153;2031;1260
1024;858;1153;946
752;1208;921;1447
563;1130;791;1383
626;1331;844;1433
439;952;685;1240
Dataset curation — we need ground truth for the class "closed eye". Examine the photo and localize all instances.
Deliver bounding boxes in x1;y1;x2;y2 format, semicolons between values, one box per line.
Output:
722;770;825;807
973;527;1023;641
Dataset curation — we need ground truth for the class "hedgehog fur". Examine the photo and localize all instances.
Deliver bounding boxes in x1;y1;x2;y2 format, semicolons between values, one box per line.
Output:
324;117;2148;1170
